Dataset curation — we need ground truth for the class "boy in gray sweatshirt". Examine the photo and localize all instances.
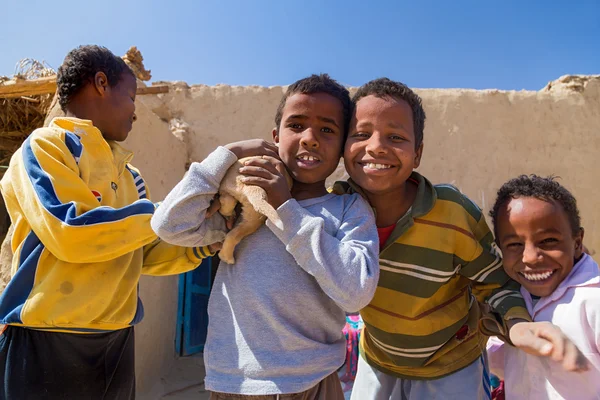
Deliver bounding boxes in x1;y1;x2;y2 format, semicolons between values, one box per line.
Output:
151;74;379;399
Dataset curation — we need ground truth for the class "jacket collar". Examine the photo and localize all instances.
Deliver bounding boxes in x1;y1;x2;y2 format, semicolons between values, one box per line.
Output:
522;254;600;316
332;171;436;251
50;117;134;174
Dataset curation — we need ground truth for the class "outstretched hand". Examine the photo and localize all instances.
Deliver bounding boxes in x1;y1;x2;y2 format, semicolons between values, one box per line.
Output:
509;320;589;372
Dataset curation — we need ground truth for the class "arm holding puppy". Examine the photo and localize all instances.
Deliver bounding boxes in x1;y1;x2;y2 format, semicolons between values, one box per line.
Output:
151;140;280;247
239;156;380;313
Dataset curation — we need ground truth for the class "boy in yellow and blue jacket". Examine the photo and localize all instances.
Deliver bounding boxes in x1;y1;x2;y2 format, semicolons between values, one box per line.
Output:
0;45;213;400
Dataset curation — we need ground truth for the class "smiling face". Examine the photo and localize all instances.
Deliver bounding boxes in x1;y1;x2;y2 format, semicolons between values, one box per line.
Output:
273;92;344;197
496;196;584;297
344;95;422;198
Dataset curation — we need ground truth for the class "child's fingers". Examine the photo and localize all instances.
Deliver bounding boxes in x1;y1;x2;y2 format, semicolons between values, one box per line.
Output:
242;157;283;176
239;165;276;180
262;143;281;159
527;336;554;356
239;176;271;189
560;341;590;372
255;156;288;178
208;242;222;252
510;322;553;356
534;323;565;360
243;156;279;168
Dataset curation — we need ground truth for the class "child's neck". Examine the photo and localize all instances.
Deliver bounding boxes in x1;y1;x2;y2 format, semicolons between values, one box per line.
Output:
366;180;418;228
291;180;328;201
65;105;94;123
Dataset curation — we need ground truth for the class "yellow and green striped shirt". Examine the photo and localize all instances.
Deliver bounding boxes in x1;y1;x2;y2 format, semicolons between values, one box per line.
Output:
333;172;530;379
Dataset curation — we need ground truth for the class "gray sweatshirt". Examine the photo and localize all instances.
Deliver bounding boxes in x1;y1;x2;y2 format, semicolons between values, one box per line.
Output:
151;146;379;395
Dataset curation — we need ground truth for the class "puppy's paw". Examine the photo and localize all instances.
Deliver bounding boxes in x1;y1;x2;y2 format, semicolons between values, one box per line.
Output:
218;250;235;265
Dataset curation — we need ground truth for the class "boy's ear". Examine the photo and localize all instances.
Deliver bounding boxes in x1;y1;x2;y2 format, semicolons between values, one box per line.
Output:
272;127;279;144
94;72;109;96
413;142;424;169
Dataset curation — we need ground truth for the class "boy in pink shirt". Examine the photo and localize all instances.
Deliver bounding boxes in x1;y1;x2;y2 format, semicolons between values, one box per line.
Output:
487;175;599;399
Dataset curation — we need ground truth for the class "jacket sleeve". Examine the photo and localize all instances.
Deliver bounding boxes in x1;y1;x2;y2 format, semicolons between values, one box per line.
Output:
458;194;531;325
583;286;600;352
151;146;234;247
141;238;214;276
266;194;380;313
7;129;157;264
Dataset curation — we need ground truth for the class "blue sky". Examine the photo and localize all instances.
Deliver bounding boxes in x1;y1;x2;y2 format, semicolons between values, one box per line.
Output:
1;0;598;90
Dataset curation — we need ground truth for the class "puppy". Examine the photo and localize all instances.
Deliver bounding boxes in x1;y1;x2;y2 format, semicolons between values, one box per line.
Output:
217;156;293;264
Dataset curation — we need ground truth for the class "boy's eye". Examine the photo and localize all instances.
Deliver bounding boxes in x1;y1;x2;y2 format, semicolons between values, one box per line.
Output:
505;242;523;249
321;127;334;133
352;131;370;138
288;123;303;129
540;238;559;245
389;134;406;141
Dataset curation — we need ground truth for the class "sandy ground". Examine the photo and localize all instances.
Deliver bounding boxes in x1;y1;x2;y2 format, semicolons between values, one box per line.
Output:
161;383;210;400
156;353;210;400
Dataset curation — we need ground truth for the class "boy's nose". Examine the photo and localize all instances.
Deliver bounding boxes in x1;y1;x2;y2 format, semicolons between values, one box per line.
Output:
522;243;543;265
365;134;387;154
300;129;319;148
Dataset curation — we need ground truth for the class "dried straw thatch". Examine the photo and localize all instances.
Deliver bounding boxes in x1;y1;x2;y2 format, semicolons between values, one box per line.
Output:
0;59;56;170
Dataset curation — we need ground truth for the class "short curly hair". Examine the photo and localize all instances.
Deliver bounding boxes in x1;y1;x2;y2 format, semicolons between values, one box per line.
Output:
274;74;352;139
490;175;581;236
56;45;133;112
353;78;426;149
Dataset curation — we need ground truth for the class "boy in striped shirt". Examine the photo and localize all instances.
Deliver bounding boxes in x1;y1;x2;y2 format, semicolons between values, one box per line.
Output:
335;78;587;399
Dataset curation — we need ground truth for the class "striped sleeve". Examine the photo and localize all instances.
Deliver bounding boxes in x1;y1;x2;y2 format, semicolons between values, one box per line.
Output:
142;238;214;276
11;129;157;264
126;165;148;199
455;191;530;321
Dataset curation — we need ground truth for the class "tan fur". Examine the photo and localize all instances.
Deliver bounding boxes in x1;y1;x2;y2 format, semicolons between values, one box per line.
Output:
217;156;293;264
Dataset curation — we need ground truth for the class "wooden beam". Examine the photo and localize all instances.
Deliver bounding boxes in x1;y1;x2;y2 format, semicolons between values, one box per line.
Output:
0;77;56;99
136;85;169;95
0;76;169;99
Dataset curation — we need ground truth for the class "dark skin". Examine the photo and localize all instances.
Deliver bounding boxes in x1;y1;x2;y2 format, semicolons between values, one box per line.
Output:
496;197;584;298
343;95;423;228
496;197;588;371
65;71;137;142
64;70;222;253
207;92;345;214
237;93;345;208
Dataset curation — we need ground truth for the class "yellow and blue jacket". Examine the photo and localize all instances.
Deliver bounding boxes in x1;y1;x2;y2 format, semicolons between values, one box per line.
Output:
0;117;212;333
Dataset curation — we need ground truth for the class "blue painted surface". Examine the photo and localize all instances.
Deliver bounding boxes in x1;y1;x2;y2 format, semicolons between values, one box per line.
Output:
176;257;213;356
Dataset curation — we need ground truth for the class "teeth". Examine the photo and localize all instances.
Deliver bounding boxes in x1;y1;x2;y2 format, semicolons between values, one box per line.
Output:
365;163;392;170
299;155;318;161
521;270;554;281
